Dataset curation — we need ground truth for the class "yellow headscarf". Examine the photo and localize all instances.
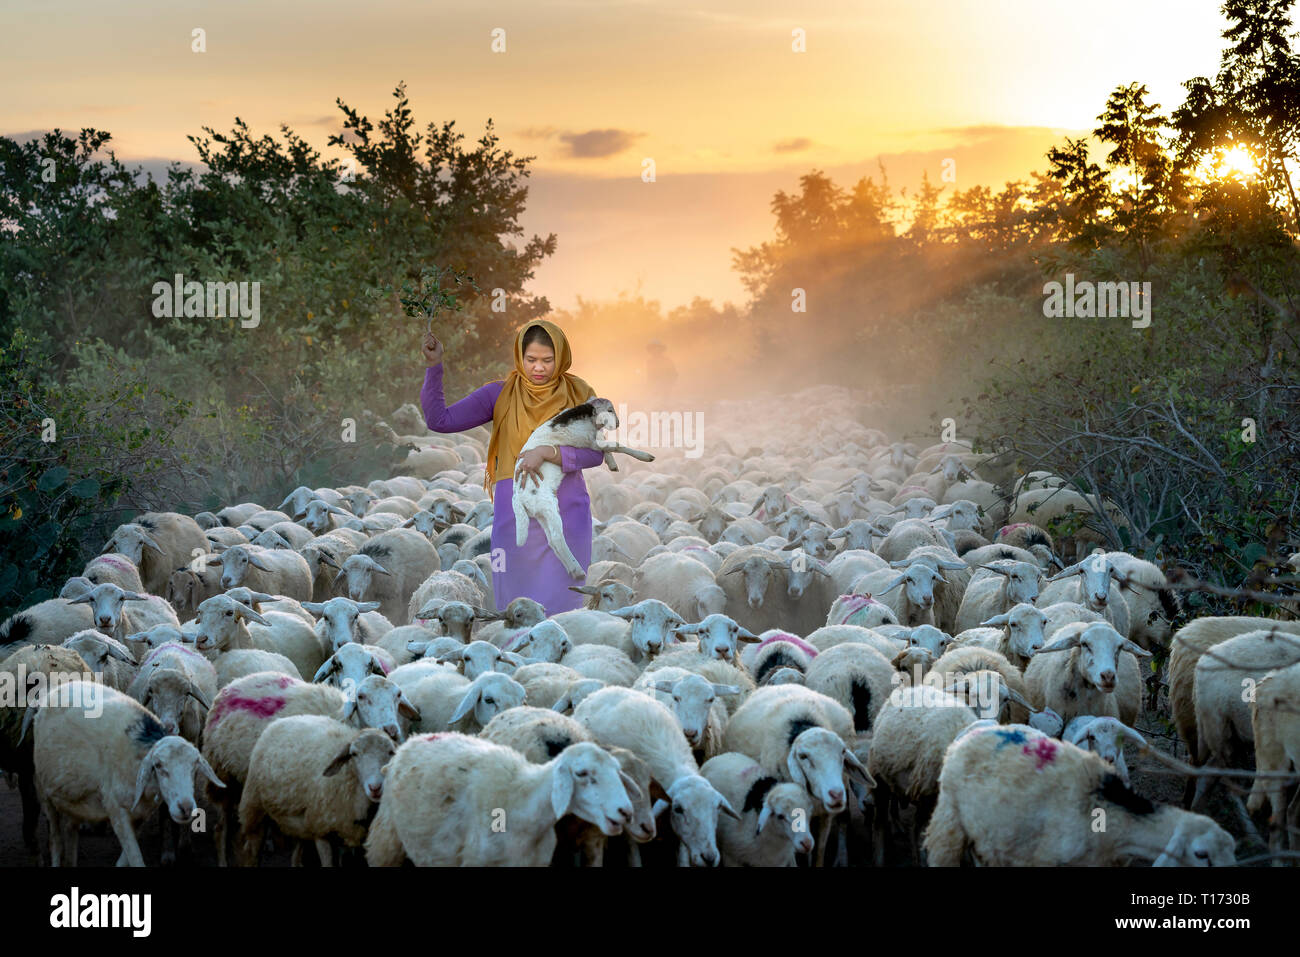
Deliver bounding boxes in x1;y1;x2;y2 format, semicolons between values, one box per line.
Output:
483;319;596;501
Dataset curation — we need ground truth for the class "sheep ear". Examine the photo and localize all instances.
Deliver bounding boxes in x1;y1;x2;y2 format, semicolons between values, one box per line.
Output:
718;795;741;821
712;684;742;697
673;621;700;635
569;585;597;595
235;604;270;626
980;613;1010;627
370;562;393;578
552;695;571;713
651;798;671;818
107;642;137;664
843;748;875;788
302;601;325;614
397;691;420;721
471;606;504;621
551;764;576;817
1034;633;1082;655
187;684;213;711
196;752;225;789
66;593;93;605
735;627;761;643
132;753;158;810
498;651;525;668
311;659;338;683
322;744;353;777
756;803;773;835
142;534;167;557
438;648;465;664
877;574;907;595
245;551;272;571
607;606;635;619
652;681;676;695
357;602;381;613
1120;638;1153;659
341;694;358;721
785;749;808;792
448;686;481;725
618;770;643;803
1046;562;1082;582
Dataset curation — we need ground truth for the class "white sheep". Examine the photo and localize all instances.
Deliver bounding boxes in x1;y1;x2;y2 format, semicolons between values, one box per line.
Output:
100;512;209;595
126;640;217;740
923;724;1235;866
239;716;396;866
632;667;738;760
337;527;441;625
512;399;655;579
1037;550;1132;637
951;602;1048;670
404;670;526;735
573;686;739;866
364;734;638;865
28;681;224;866
1023;620;1149;725
700;752;816;866
208;544;314;603
952;559;1041;633
801;643;896;733
1247;661;1300;850
1063;715;1146;787
61;629;137;692
632;551;727;622
1191;628;1300;809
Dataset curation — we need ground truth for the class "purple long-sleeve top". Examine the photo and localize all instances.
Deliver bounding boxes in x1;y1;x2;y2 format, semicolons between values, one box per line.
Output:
420;363;604;616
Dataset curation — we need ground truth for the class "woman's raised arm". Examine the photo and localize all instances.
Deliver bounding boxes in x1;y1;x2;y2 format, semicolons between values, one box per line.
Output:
421;363;500;433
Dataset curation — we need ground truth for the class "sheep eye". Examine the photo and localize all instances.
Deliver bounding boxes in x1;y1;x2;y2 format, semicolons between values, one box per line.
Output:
575;769;589;779
673;806;683;815
798;752;809;761
225;610;232;617
484;697;495;706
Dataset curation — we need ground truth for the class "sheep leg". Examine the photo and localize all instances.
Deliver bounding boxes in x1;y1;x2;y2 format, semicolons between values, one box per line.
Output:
870;784;892;867
814;815;833;867
238;806;266;867
315;838;334;867
512;495;531;549
535;508;585;580
18;772;40;853
107;807;145;867
290;841;304;866
676;842;689;867
46;804;63;868
921;793;965;867
626;842;642;868
160;807;177;866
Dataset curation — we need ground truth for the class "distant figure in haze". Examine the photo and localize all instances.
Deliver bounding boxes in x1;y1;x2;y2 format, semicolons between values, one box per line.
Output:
419;320;603;616
643;338;677;407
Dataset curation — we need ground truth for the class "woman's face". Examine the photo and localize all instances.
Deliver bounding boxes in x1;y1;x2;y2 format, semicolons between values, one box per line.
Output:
523;342;556;384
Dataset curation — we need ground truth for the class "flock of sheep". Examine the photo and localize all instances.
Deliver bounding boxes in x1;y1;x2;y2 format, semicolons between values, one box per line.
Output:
1;382;1296;867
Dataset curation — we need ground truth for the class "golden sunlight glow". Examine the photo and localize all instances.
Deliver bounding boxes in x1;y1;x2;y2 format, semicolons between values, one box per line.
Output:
1198;144;1260;182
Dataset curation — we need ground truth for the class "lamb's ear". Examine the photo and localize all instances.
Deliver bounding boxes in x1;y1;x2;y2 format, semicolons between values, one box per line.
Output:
322;744;354;777
448;686;481;725
551;764;576;818
756;803;773;835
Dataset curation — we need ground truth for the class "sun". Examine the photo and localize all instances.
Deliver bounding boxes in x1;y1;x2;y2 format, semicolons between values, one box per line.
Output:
1196;143;1259;182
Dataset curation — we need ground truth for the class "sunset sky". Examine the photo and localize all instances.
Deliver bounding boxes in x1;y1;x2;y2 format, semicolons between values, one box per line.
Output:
2;0;1230;309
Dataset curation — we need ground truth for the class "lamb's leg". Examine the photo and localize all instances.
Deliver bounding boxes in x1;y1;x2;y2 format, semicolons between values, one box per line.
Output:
512;492;530;548
601;445;655;463
107;806;145;867
535;506;585;580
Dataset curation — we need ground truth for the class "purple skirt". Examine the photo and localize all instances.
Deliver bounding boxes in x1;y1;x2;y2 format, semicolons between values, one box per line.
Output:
488;473;592;616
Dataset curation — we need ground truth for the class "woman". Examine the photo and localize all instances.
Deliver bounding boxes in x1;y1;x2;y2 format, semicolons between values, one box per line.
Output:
419;319;605;616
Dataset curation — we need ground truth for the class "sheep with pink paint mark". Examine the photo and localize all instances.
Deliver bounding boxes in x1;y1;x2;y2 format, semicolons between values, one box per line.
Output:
741;631;819;686
826;593;900;630
200;670;418;866
127;641;217;742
